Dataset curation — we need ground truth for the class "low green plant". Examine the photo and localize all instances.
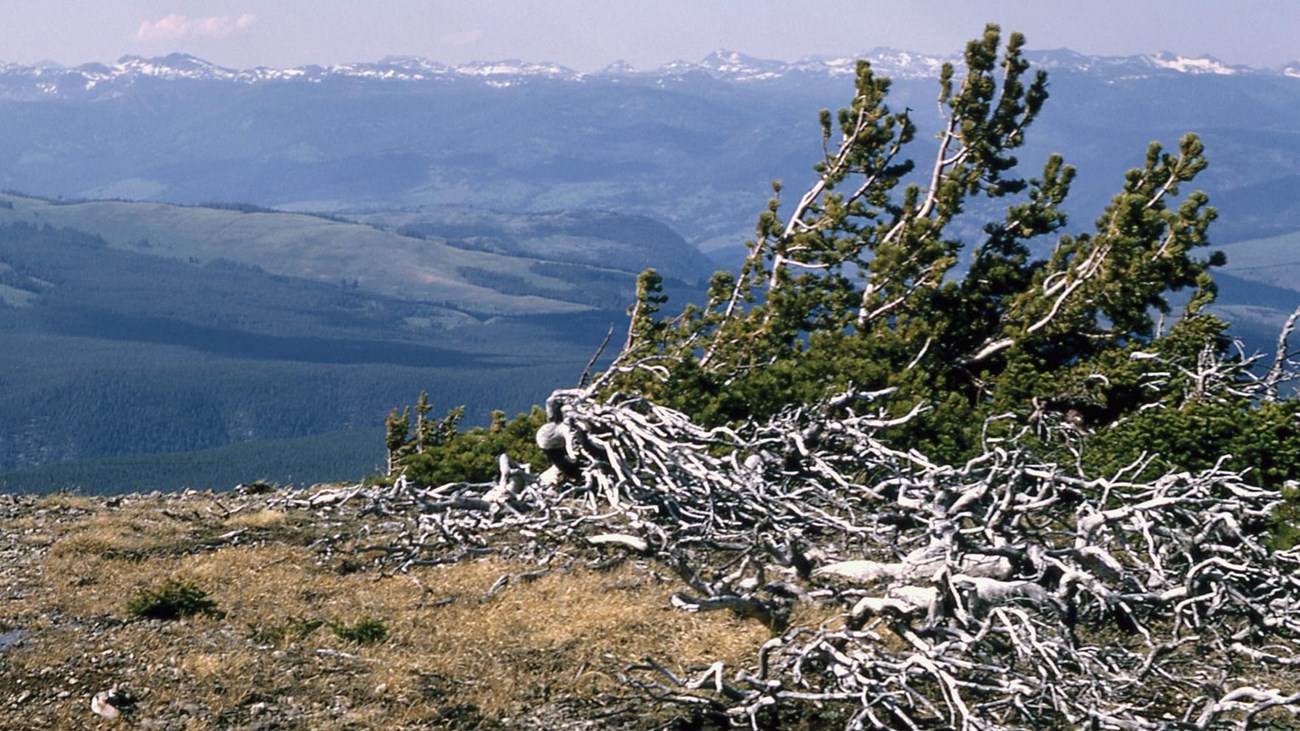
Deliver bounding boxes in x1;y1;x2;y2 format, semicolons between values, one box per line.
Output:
389;400;549;486
1269;485;1300;551
250;616;325;645
331;616;388;645
126;579;222;620
1082;399;1300;489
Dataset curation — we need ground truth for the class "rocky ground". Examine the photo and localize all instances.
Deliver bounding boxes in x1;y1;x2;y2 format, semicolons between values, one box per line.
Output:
0;486;773;730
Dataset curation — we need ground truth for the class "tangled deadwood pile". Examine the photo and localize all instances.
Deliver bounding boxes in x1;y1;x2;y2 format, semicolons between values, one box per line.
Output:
325;378;1300;729
337;26;1300;726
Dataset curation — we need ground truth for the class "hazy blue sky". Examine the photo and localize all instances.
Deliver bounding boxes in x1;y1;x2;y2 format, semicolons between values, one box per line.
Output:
3;1;1297;71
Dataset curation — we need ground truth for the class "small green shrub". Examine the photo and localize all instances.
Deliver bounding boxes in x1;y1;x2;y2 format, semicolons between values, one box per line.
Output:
331;616;388;645
250;616;325;645
394;404;549;487
126;579;222;620
1269;485;1300;551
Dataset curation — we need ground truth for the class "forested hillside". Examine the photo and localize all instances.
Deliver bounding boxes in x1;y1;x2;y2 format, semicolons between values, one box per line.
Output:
0;203;700;491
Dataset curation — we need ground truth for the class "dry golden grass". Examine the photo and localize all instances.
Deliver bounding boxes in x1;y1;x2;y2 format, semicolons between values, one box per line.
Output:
49;505;196;559
220;507;289;531
1;492;779;729
32;493;97;512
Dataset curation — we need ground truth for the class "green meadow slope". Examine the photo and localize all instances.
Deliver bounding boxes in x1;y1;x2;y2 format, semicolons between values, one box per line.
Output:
0;196;699;491
0;193;599;316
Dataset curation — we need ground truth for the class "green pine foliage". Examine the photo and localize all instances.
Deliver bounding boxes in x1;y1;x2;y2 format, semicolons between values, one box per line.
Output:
387;397;549;486
603;25;1299;485
383;25;1299;546
331;616;388;645
126;579;222;621
1084;399;1300;488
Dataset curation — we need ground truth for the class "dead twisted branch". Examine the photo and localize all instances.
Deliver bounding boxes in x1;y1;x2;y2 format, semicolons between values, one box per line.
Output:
305;379;1300;729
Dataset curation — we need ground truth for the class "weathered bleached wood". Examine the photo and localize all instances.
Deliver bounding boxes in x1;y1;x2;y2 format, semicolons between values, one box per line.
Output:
586;533;650;553
1264;304;1300;401
327;372;1300;729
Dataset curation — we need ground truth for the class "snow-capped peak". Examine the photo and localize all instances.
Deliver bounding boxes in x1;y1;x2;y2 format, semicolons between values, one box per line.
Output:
452;60;578;79
113;53;238;80
1146;52;1240;75
0;47;1294;101
698;50;788;81
595;59;639;76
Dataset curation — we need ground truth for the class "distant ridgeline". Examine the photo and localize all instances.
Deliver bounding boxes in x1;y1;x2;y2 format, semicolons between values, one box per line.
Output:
0;197;712;493
4;50;1300;256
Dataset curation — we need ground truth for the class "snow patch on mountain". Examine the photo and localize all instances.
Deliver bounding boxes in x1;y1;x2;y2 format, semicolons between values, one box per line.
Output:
1147;52;1240;75
453;60;577;79
0;47;1295;100
114;53;240;80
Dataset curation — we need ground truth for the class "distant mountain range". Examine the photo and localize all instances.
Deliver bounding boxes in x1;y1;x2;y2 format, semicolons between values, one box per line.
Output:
4;46;1300;255
3;48;1299;98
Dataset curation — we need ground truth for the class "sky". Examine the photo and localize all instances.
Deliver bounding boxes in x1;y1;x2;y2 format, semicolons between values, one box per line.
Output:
2;1;1298;72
